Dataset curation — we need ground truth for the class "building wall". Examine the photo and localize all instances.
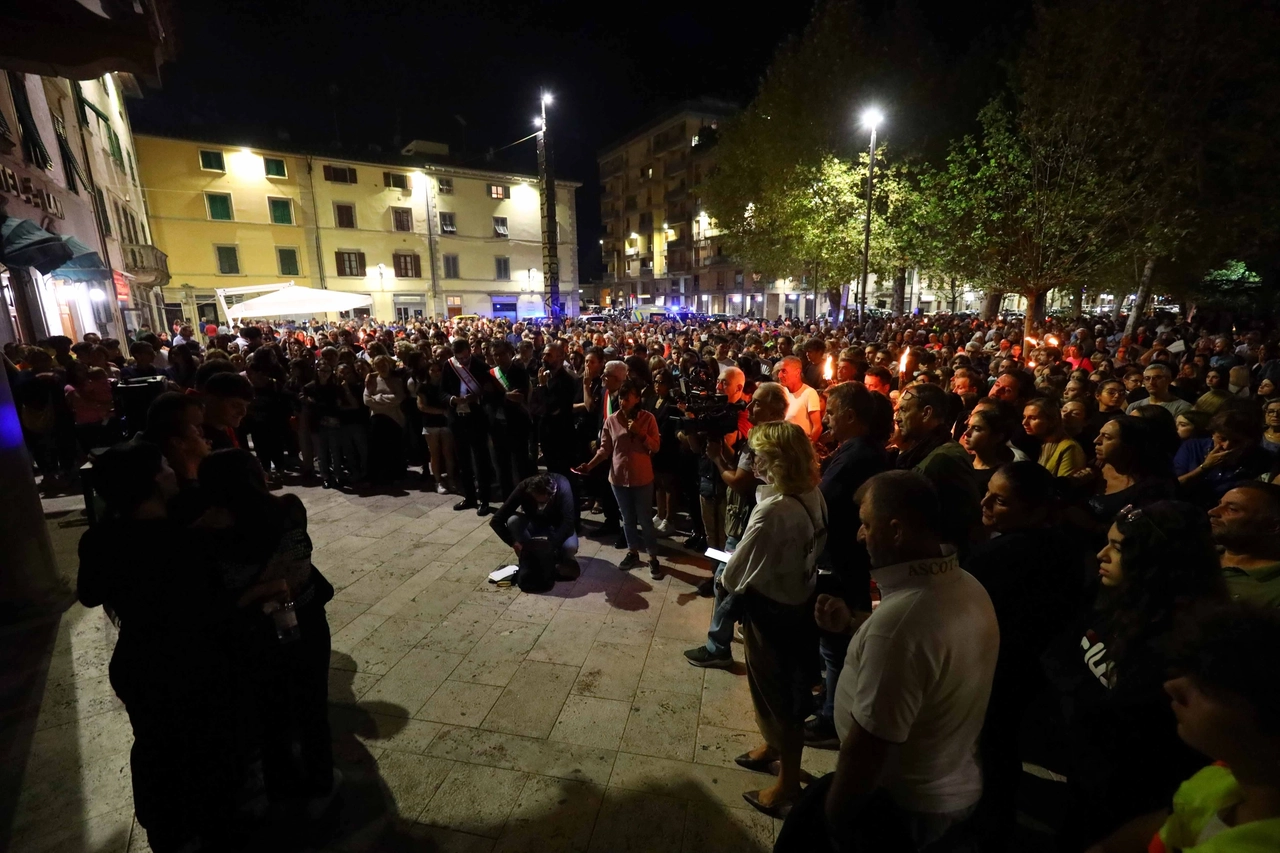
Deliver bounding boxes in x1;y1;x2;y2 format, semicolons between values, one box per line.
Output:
135;135;579;324
0;72;129;344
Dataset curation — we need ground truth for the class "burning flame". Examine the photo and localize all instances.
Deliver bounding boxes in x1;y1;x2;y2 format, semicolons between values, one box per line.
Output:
1027;360;1037;369
1046;335;1059;347
823;355;834;381
1025;336;1038;347
899;351;909;374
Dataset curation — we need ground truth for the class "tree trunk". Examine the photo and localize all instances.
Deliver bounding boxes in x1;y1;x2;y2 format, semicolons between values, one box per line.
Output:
1071;287;1083;318
1033;290;1048;320
1124;257;1157;337
949;277;959;313
892;267;907;316
982;291;1002;321
1024;290;1037;343
1111;295;1127;323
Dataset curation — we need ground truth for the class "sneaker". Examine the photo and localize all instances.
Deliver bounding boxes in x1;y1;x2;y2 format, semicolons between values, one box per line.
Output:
436;484;448;495
614;533;629;550
655;518;670;536
476;504;494;517
684;535;707;552
453;499;477;511
618;552;642;571
803;716;841;749
649;557;663;579
321;480;334;489
684;646;734;669
652;514;661;526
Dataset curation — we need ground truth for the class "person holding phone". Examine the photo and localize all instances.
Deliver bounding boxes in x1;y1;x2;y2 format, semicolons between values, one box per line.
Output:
573;378;662;578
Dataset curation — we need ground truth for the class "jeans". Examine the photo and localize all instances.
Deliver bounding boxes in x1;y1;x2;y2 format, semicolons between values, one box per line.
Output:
612;481;656;555
339;423;368;481
818;631;852;721
506;513;579;561
705;534;740;655
313;426;345;482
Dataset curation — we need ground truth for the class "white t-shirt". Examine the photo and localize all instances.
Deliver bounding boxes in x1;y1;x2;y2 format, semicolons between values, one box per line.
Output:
834;549;999;814
783;384;821;434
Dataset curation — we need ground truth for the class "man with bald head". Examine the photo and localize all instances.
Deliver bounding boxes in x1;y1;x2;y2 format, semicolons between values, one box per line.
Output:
773;355;823;440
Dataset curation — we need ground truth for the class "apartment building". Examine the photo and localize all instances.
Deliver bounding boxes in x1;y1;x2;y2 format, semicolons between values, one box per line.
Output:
597;99;821;319
0;70;166;344
135;135;580;325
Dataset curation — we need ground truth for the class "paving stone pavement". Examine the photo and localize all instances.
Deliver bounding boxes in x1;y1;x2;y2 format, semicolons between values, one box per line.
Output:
7;481;840;852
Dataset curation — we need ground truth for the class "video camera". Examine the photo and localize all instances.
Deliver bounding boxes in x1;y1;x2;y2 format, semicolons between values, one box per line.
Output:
674;378;747;438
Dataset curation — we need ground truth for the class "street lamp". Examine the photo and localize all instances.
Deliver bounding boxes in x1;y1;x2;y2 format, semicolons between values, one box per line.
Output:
858;106;883;325
536;91;560;322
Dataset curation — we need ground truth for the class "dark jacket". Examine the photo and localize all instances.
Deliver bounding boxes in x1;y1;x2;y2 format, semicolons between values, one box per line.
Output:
819;435;887;609
490;473;576;552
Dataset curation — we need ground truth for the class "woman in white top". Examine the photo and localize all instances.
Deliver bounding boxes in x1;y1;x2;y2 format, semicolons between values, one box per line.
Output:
723;421;828;818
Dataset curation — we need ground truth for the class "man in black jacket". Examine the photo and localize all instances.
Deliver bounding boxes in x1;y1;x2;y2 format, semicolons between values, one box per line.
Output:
491;473;579;585
807;380;888;747
443;338;498;515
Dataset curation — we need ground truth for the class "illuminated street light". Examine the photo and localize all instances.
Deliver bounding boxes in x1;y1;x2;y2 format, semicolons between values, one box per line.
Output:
533;116;543;128
857;105;883;325
542;93;553;105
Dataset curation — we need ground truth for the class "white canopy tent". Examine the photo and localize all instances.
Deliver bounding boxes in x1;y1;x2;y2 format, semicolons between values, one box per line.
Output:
217;283;373;321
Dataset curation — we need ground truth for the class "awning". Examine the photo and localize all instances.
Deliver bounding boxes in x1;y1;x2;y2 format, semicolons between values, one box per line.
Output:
0;216;74;274
225;285;373;320
49;235;109;282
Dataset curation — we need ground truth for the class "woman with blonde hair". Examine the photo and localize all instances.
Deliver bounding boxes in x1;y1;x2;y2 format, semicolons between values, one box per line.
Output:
722;420;828;817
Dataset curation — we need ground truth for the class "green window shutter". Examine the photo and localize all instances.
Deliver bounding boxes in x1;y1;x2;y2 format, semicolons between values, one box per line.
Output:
199;150;225;171
269;198;292;225
264;157;286;177
7;71;52;170
278;248;299;276
216;246;239;274
207;193;233;220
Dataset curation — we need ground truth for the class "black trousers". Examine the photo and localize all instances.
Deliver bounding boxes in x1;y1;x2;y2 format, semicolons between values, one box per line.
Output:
490;417;534;498
452;413;496;503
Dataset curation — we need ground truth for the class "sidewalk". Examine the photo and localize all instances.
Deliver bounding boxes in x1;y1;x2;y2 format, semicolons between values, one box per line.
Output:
6;481;837;852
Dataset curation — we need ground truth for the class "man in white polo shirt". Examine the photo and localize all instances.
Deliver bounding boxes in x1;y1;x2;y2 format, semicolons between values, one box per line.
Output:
773;355;823;440
776;469;999;851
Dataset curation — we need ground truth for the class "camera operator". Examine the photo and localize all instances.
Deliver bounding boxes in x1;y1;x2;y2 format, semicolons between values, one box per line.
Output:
679;366;750;554
684;381;788;668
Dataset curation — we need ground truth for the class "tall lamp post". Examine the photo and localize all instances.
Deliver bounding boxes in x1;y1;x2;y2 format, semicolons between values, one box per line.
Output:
858;107;883;325
534;92;561;324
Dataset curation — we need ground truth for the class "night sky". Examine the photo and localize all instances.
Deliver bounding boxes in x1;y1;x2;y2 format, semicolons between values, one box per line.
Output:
128;0;1032;281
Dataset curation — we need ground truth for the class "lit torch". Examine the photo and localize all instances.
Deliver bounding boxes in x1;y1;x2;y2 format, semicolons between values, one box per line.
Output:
1024;336;1038;348
898;349;910;388
823;355;834;382
1046;335;1059;348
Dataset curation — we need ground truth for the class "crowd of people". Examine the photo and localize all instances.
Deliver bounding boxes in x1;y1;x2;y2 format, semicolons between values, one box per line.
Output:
9;306;1280;852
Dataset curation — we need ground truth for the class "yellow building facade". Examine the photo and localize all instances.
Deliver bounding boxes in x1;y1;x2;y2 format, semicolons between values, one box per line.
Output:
134;135;579;324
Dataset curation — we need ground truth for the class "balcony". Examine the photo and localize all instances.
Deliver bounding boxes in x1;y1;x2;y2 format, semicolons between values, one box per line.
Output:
600;156;624;177
122;243;170;287
664;183;689;202
667;235;689;250
664;155;688;176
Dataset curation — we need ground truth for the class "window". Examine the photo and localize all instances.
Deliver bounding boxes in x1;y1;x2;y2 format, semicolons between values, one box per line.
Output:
199;149;225;172
493;216;508;238
488;184;509;200
322;164;357;183
446;296;462;307
335;251;366;277
95;189;111;236
391;207;413;232
443;254;460;279
383;171;408;190
268;197;293;225
439;212;456;234
205;192;233;221
215;245;239;275
438;177;454;195
277;247;300;276
264;157;287;178
393;252;421;278
334;203;356;228
495;256;510;281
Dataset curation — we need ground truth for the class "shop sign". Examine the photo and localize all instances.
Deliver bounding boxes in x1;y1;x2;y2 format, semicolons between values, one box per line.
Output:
0;166;64;219
113;269;129;300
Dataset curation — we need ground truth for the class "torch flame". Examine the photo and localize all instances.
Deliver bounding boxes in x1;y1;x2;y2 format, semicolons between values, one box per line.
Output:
823;355;834;381
1025;336;1038;347
1027;360;1037;369
899;351;909;374
1046;335;1059;347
